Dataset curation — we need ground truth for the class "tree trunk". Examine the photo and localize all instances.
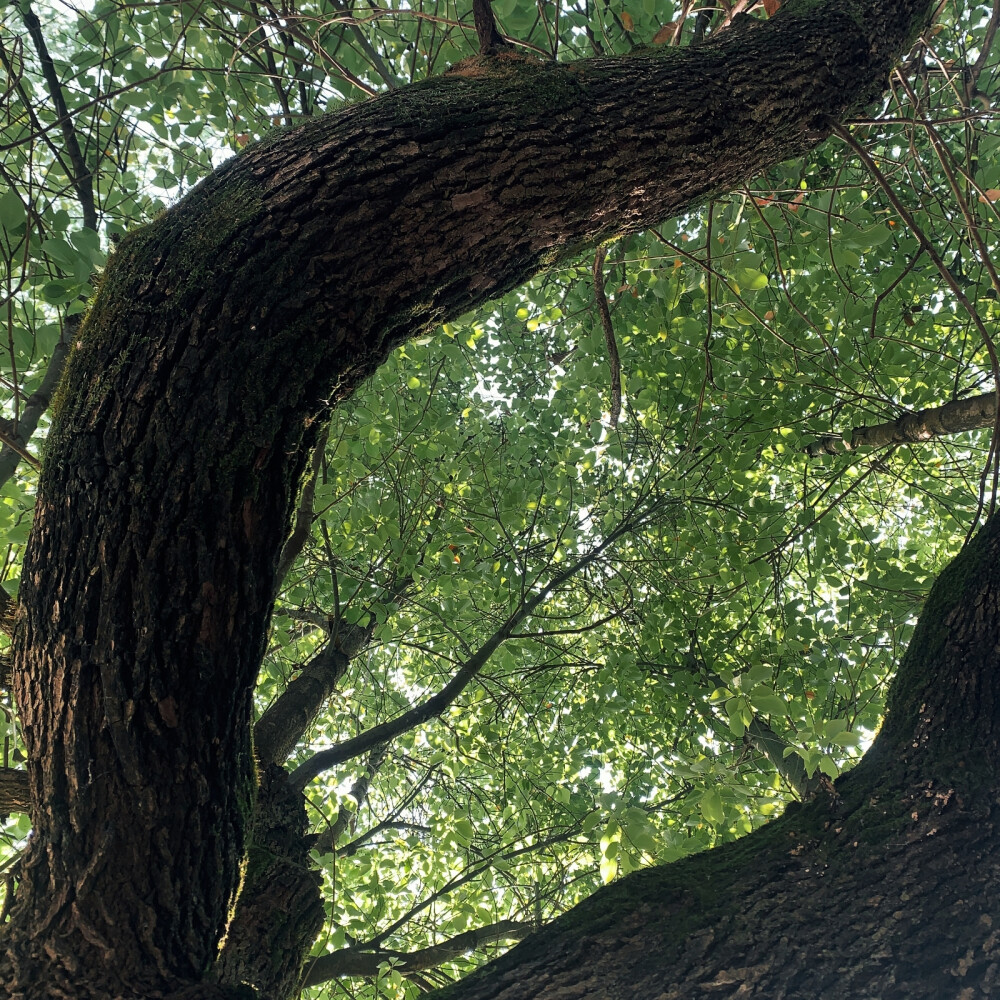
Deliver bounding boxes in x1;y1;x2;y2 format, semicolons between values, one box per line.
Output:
431;513;1000;999
1;2;937;996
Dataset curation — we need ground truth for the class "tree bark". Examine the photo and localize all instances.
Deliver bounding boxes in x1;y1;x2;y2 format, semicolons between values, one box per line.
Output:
210;766;325;998
1;2;937;997
0;768;28;817
301;919;532;985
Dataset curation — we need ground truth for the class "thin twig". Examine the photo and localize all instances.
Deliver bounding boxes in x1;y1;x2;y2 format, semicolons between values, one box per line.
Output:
18;2;97;230
592;246;622;428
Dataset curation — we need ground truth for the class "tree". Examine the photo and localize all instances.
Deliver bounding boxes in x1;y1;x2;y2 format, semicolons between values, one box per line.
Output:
1;0;998;997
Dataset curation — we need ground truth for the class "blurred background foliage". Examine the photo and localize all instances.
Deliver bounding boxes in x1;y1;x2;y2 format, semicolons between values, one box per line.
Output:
1;0;999;995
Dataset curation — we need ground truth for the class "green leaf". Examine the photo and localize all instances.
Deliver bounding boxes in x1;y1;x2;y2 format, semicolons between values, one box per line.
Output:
0;191;26;231
699;790;725;825
40;282;78;305
750;692;787;717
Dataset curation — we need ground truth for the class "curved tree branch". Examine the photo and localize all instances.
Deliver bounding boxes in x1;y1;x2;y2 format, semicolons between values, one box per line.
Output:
430;514;1000;999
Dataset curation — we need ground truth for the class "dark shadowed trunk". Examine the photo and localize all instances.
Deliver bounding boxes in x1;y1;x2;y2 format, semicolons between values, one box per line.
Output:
0;2;940;997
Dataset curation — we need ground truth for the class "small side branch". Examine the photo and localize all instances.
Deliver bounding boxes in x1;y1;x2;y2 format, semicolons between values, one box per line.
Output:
744;716;821;800
473;0;511;54
593;246;622;428
0;293;73;485
302;919;532;985
313;742;390;853
804;390;997;457
290;514;644;789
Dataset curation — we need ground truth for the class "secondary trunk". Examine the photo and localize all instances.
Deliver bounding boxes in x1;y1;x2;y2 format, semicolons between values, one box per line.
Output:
1;2;936;996
431;513;1000;999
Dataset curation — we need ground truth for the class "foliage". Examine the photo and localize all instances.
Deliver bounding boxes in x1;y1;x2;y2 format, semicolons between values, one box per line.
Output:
1;0;999;996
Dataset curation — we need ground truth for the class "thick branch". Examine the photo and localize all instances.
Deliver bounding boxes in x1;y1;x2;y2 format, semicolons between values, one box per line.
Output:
212;766;325;996
302;920;532;985
473;0;511;55
693;657;818;798
256;570;413;765
430;514;1000;1000
254;642;351;766
804;390;997;457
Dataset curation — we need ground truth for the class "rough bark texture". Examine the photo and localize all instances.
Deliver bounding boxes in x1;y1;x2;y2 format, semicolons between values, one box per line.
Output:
1;2;937;997
431;514;1000;999
253;623;368;767
0;768;28;817
211;766;324;998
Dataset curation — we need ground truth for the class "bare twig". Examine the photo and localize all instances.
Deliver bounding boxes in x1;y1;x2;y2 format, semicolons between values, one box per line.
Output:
592;246;622;428
834;124;1000;529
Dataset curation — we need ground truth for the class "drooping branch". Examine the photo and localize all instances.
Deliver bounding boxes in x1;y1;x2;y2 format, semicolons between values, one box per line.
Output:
804;389;997;456
1;2;91;488
301;919;532;985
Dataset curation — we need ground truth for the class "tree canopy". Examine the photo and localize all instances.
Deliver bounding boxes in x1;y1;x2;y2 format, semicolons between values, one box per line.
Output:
1;0;999;997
